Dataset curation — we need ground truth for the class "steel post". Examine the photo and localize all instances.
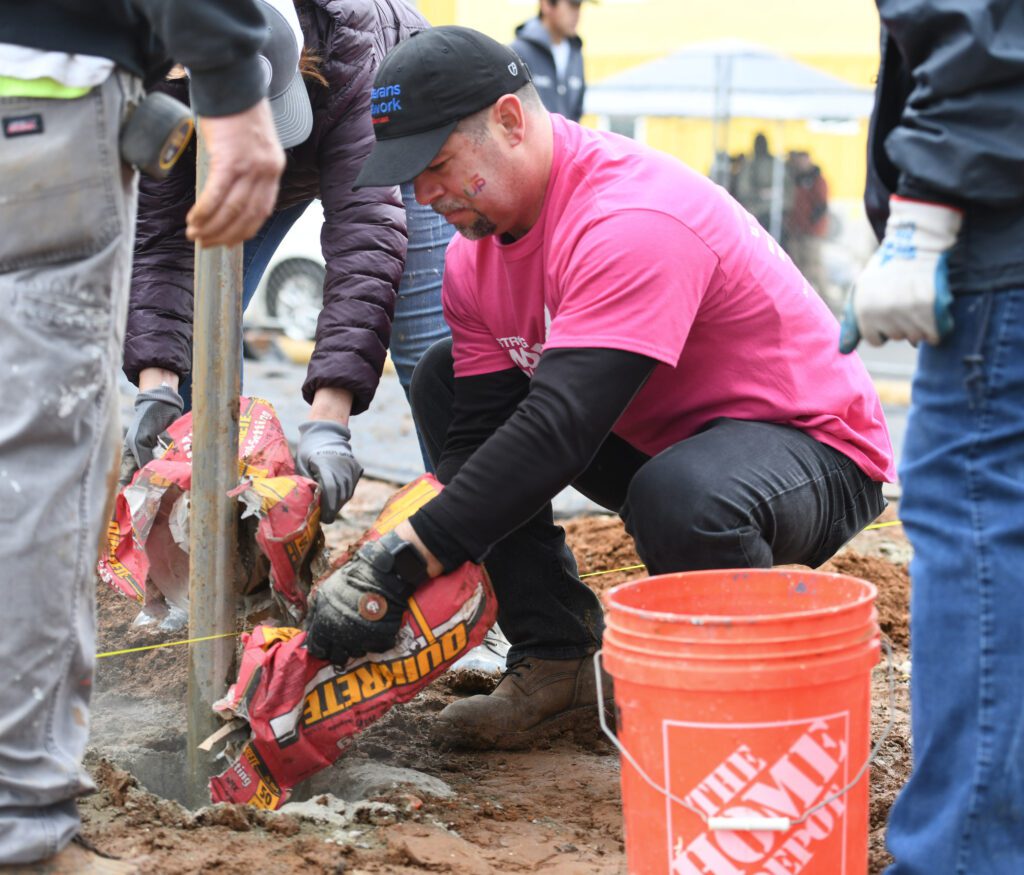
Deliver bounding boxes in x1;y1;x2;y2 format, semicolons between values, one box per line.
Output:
185;135;243;809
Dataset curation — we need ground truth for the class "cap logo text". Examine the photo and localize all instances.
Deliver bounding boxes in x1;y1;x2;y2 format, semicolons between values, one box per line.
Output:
371;83;402;119
508;62;519;76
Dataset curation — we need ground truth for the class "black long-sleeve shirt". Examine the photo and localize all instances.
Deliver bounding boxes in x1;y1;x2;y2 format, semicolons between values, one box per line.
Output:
411;347;656;571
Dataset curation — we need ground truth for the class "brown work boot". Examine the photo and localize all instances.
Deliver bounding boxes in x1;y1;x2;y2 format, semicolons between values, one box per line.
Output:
0;837;140;874
432;655;614;750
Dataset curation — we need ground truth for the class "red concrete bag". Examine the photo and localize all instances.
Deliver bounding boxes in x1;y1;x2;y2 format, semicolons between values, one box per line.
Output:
208;475;498;809
98;395;320;623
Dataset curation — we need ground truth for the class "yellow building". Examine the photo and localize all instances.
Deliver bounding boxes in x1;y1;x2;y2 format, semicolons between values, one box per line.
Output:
415;0;882;202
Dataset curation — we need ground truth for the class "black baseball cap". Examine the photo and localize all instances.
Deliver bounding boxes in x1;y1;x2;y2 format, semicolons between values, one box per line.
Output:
353;27;531;190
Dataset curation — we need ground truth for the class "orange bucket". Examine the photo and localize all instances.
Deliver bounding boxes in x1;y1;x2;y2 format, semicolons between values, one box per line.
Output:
600;569;880;874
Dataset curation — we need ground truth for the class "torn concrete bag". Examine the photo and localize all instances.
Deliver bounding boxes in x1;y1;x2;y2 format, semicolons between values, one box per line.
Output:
98;396;322;626
208;476;498;808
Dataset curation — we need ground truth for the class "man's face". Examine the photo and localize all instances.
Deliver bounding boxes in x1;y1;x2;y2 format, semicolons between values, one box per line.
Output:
544;0;583;41
412;128;513;241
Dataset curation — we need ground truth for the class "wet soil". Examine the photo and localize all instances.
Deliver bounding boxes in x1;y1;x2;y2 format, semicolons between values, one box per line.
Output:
83;481;910;874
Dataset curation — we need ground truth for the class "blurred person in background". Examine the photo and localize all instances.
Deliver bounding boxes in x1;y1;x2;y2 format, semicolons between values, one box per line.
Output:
0;0;283;869
122;0;454;524
727;152;747;199
510;0;593;122
840;1;1024;871
734;131;776;231
781;150;829;301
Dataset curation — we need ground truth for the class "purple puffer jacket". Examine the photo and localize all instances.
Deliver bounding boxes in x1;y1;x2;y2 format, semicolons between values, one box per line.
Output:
123;0;427;413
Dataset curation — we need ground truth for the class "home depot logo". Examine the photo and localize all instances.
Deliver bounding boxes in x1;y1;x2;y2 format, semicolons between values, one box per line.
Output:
666;714;851;874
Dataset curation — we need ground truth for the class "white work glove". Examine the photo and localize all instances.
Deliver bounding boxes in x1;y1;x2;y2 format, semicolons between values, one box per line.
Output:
296;420;363;524
839;196;963;353
121;385;184;484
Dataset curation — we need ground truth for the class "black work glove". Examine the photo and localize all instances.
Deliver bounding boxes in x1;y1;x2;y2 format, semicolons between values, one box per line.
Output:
296;421;364;523
305;531;428;665
121;385;184;484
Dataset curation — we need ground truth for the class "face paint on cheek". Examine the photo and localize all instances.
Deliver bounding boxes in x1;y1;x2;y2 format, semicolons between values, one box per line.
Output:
461;173;486;198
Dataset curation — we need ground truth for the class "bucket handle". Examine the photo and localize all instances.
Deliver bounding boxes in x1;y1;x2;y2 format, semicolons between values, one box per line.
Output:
593;635;895;833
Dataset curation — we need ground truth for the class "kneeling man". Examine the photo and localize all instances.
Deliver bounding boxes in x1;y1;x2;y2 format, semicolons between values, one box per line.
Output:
306;27;894;750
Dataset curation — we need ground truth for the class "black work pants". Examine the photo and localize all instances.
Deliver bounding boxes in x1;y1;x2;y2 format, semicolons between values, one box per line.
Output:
410;339;886;665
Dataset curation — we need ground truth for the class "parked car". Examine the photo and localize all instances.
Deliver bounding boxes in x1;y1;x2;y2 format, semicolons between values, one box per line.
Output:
246;200;326;341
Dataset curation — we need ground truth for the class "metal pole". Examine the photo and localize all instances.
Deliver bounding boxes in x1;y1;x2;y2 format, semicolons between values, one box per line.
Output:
186;134;243;809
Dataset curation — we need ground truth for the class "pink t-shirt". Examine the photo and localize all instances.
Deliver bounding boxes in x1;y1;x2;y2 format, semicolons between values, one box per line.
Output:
443;115;895;482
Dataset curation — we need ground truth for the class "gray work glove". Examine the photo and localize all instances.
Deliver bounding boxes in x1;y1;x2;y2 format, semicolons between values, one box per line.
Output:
121;385;184;484
296;420;363;524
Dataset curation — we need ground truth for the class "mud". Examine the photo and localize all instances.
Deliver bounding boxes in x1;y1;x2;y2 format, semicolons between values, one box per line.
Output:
83;479;911;874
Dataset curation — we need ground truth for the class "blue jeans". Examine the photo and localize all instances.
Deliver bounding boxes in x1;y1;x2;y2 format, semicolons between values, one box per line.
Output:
391;184;455;468
242;200;311;306
886;290;1024;873
389;184;454;394
179;185;452;468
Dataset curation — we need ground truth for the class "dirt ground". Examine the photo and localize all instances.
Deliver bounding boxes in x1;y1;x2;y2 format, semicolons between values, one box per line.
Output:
83;480;911;874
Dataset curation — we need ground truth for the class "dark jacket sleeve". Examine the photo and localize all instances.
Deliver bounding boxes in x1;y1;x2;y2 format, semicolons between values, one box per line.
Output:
131;0;267;115
123;77;198;385
876;0;1024;208
302;17;407;412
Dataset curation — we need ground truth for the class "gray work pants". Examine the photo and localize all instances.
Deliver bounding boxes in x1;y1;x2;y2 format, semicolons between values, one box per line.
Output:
0;72;140;863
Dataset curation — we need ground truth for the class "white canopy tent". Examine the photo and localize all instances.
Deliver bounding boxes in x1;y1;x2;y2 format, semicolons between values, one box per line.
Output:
584;38;874;121
584;39;875;239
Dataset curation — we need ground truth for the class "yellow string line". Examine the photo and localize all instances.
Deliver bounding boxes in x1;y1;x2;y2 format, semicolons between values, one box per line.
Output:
97;520;905;656
580;563;646;579
96;631;239;659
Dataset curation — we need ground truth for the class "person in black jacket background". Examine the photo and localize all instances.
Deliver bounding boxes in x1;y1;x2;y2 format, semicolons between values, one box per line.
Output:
840;1;1024;870
510;0;593;122
0;2;283;869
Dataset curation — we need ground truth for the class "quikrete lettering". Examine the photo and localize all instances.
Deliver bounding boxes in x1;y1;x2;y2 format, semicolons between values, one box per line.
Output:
302;623;469;728
242;743;282;810
104;523;131;580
